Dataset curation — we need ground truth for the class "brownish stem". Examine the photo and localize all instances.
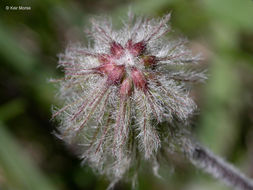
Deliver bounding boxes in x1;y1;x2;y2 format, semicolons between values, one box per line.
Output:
188;143;253;190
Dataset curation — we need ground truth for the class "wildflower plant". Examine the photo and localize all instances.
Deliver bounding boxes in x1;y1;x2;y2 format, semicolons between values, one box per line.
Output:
52;13;253;190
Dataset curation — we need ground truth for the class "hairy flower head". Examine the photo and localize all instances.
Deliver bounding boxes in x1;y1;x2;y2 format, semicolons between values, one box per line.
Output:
52;13;206;185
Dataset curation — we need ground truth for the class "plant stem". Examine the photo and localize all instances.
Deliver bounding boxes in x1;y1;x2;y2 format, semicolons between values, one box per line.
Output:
186;141;253;190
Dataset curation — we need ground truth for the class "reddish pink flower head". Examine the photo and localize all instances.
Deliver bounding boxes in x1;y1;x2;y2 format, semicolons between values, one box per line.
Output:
52;13;206;185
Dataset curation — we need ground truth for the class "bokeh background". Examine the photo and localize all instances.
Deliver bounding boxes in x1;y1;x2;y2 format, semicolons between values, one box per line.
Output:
1;0;253;189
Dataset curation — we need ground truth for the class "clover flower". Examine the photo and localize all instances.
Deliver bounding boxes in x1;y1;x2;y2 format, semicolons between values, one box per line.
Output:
52;13;206;185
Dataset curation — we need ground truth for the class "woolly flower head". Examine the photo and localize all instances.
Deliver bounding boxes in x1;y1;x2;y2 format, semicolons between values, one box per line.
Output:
53;13;206;185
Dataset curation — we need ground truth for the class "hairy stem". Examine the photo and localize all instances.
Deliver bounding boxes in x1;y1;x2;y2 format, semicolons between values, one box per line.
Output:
185;141;253;190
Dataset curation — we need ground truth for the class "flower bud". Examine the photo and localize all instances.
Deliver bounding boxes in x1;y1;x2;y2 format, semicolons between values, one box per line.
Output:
142;55;157;67
119;78;133;98
131;68;147;91
126;39;146;56
110;41;124;58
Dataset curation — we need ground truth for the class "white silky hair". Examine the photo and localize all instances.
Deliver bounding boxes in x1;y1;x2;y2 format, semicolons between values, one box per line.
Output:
52;12;206;188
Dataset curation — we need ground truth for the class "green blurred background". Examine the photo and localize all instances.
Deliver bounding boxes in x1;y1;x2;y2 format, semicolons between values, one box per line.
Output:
0;0;253;189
